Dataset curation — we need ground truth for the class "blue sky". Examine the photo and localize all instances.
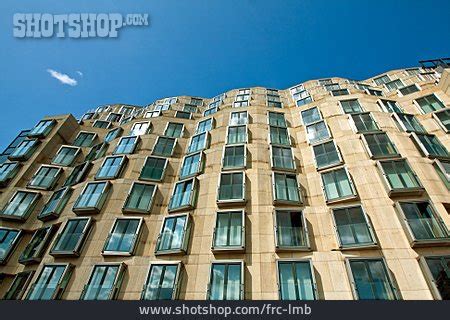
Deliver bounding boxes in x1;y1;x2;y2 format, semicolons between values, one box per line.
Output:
0;0;449;150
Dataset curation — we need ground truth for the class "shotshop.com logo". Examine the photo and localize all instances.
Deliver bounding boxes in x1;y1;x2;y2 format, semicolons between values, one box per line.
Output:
13;13;149;38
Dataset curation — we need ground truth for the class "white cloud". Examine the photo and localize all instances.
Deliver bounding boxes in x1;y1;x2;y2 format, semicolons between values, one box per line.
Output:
46;69;77;86
76;71;83;77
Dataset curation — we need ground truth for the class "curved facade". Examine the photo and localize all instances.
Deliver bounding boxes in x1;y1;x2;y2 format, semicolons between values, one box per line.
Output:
0;66;449;300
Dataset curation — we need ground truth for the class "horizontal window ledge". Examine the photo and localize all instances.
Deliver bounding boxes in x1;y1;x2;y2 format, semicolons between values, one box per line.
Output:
168;205;194;213
316;162;344;171
37;213;61;222
271;166;296;172
18;257;42;265
73;207;102;215
275;246;311;252
101;251;133;256
26;185;53;191
49;251;81;257
122;208;151;215
410;238;450;248
8;155;29;161
387;188;425;197
370;154;402;160
0;214;28;221
217;199;247;207
155;249;186;256
325;195;359;205
222;166;247;171
139;177;164;183
211;246;245;253
273;200;303;206
334;243;379;251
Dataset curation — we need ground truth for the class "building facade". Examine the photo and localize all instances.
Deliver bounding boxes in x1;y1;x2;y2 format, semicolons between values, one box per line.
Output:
0;65;449;300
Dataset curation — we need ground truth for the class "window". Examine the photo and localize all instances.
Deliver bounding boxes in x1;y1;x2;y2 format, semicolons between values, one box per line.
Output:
52;146;80;166
50;218;93;256
318;78;333;85
213;211;245;251
1;130;31;163
38;187;72;221
268;112;286;127
81;112;95;121
411;133;449;159
366;88;383;96
332;206;376;248
346;258;398;300
267;89;282;108
73;181;110;213
396;201;449;245
1;191;40;221
104;127;123;143
351;113;380;133
123;182;157;213
325;83;340;91
301;107;321;125
180;152;203;178
378;99;403;113
340;99;363;114
271;146;294;170
145;110;161;118
26;264;73;300
140;156;168;181
19;225;55;264
8;139;39;161
277;260;316;300
28;119;56;138
141;263;182;300
165;122;184;138
273;173;301;204
93;120;112;129
269;126;290;146
377;159;423;195
175;111;191;119
362;133;399;159
399;84;420;96
183;104;197;113
154;104;170;112
321;167;357;202
80;264;126;300
230;111;248;125
204;106;218;116
207;262;243;300
28;165;62;190
234;89;250;107
114;136;138;154
0;228;22;264
306;120;331;144
188;132;209;153
120;106;134;115
220;145;246;170
355;83;371;91
433;109;450;132
374;75;391;86
73;132;96;147
190;97;203;106
217;172;245;204
156;214;191;254
0;161;20;187
406;68;421;76
106;112;122;122
227;125;247;145
385;79;404;91
168;178;197;211
313;141;342;169
130;122;151;136
85;142;108;161
393;113;426;133
433;159;450;190
295;92;313;107
290;84;304;96
103;218;142;255
421;256;450;300
331;89;349;96
63;161;92;187
274;210;309;250
95;155;127;179
3;271;35;300
120;116;133;125
196;118;213;134
415;94;445;113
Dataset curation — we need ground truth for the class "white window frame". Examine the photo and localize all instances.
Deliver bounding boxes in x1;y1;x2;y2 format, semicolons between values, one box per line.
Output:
376;158;424;196
94;155;128;180
179;151;204;179
155;213;192;255
271;172;302;205
187;132;210;154
229;110;248;126
320;166;358;204
269;145;295;172
175;110;192;120
349;112;381;134
130;121;151;136
227;125;248;145
211;209;246;252
432;108;450;133
113;135;140;155
397;83;421;97
102;217;144;256
195;118;215;134
216;171;246;206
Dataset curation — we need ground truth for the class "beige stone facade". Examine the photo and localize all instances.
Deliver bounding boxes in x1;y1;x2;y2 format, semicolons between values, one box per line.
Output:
0;66;449;300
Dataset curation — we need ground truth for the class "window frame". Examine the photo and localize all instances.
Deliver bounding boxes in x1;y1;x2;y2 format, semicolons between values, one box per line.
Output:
63;161;92;187
105;112;123;123
27;164;63;190
179;151;204;179
320;166;358;204
175;110;192;119
377;99;404;113
206;260;245;300
384;79;405;92
273;209;310;251
331;88;349;97
418;255;450;300
392;113;426;133
432;108;450;133
85;142;108;161
269;145;295;171
413;94;445;114
211;210;246;252
300;106;322;126
229;110;248;126
3;270;35;300
72;181;111;214
227;125;248;145
73;131;98;147
268;125;291;146
18;225;57;265
164;122;185;138
217;171;246;206
130;121;152;136
360;132;400;160
394;201;450;247
433;159;450;189
113;135;139;155
397;84;421;97
92;120;112;129
28;119;56;138
331;205;378;250
305;120;332;145
139;156;169;182
187;131;210;154
0;227;22;264
221;144;247;171
51;145;81;166
102;217;143;256
376;159;424;196
168;178;198;212
104;127;123;143
8;138;39;161
94;155;128;180
349;112;381;134
311;140;343;170
80;263;126;300
339;99;364;114
155;213;192;255
25;263;74;300
0;190;41;221
195;118;215;134
272;172;302;205
50;217;93;256
141;261;183;300
410;132;449;159
373;74;391;86
0;161;21;187
122;182;157;214
37;186;73;221
275;259;318;300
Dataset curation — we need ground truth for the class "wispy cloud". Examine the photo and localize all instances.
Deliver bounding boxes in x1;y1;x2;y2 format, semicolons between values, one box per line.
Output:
76;71;83;77
46;69;77;86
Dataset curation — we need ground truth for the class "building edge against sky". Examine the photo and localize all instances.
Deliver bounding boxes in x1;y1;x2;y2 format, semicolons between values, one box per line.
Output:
0;59;449;300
